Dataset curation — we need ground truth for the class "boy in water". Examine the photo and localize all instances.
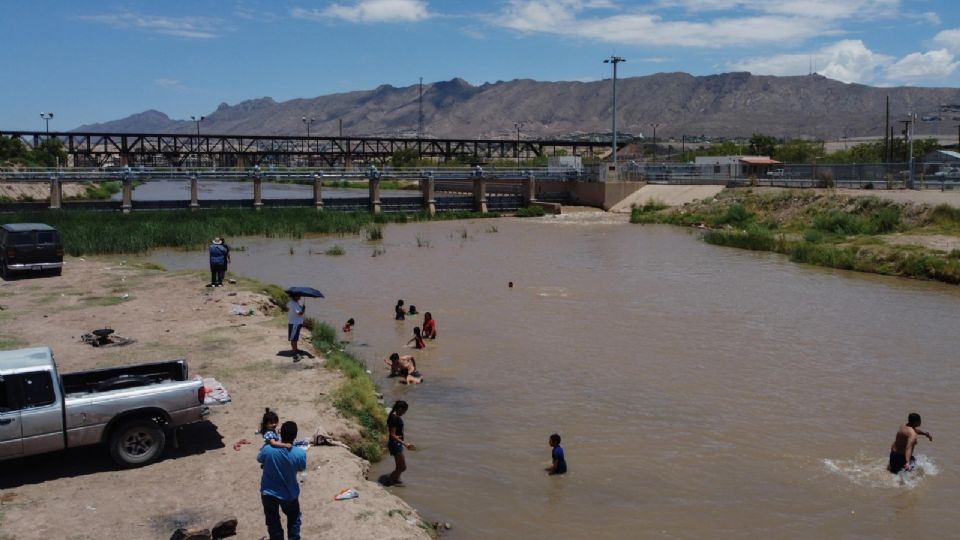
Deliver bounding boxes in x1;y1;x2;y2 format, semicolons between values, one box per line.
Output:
545;433;567;475
342;318;355;333
888;412;933;474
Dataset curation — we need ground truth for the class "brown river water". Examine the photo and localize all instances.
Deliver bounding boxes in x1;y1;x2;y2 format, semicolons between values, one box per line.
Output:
151;213;960;539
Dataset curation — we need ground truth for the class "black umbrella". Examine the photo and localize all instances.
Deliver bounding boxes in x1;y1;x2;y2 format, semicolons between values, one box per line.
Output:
285;286;325;298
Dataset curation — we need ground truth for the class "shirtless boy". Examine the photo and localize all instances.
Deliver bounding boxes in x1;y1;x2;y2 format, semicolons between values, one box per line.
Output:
888;412;933;474
385;353;422;384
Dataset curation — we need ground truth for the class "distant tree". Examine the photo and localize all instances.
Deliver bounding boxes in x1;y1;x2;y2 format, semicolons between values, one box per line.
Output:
389;147;420;167
774;139;825;163
0;135;28;165
27;138;68;167
748;133;778;156
827;138;940;163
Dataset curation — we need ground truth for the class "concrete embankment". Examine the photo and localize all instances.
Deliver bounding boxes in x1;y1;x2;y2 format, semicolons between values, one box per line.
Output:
609;184;725;213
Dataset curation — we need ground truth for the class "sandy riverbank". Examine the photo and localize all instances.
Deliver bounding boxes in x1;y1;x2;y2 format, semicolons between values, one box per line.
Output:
0;182;91;201
0;258;431;539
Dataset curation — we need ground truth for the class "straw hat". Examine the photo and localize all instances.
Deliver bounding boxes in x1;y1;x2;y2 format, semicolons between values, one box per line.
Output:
212;237;223;245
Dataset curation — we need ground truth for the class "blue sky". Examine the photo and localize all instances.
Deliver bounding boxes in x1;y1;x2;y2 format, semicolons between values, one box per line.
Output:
2;0;959;131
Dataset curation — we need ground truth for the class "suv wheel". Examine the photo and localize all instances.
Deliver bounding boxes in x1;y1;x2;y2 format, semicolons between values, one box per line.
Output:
109;419;167;467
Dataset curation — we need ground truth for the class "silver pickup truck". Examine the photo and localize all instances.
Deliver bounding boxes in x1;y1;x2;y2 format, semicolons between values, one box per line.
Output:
0;347;227;467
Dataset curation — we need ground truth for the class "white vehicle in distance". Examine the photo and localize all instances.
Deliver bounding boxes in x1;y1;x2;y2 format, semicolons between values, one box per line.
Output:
766;168;785;177
933;167;960;179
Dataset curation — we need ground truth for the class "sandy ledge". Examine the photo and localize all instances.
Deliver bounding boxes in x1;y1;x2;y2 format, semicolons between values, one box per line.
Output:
0;257;431;540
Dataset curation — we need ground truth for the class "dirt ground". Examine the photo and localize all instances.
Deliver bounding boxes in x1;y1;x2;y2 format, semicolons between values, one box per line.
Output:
0;258;430;540
0;182;89;201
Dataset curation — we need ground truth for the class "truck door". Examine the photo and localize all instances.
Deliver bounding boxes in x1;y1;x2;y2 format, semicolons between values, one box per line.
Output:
0;375;23;458
10;371;63;456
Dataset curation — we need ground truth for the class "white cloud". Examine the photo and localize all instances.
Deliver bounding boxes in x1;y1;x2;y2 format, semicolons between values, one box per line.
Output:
154;78;183;89
884;49;958;82
80;12;222;39
494;0;864;47
656;0;899;19
932;28;960;54
731;40;893;83
292;0;429;23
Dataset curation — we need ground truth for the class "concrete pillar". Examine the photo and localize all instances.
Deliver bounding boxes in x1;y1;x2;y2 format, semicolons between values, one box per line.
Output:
48;177;62;210
189;174;199;211
121;177;133;213
253;175;263;210
369;177;381;214
522;174;536;206
473;177;488;213
313;174;324;209
421;175;435;216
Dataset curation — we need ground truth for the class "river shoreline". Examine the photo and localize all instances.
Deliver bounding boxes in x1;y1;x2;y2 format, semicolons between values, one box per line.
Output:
631;187;960;284
0;257;432;539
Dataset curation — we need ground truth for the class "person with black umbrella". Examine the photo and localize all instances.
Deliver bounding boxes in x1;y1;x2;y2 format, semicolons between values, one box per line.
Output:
287;293;306;360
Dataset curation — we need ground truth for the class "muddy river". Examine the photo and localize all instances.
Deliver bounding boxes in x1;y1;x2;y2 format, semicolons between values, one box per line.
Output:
152;213;960;539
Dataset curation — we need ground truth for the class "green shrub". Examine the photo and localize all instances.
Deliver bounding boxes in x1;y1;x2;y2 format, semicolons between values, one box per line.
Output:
515;206;546;217
364;226;383;241
325;244;345;256
930;204;960;227
716;204;753;226
869;206;900;234
803;229;826;243
309;319;338;351
704;224;775;251
812;211;868;235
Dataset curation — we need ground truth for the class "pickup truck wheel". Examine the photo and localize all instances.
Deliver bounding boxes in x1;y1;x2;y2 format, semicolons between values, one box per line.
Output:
0;261;7;280
109;419;166;467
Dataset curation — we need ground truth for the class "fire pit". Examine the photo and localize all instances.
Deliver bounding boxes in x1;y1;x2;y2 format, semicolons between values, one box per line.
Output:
81;328;134;347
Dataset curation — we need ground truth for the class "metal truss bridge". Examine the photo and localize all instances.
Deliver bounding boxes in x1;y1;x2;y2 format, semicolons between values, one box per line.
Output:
0;130;621;168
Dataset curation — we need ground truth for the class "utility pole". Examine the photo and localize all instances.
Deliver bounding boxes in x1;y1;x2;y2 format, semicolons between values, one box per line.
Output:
40;112;54;134
603;55;626;166
956;124;960;152
649;123;661;161
302;117;315;138
514;122;524;167
907;113;916;189
681;134;686;162
884;95;890;163
418;77;424;140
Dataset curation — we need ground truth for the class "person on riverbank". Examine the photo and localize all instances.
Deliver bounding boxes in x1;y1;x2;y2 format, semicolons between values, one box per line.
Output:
395;299;406;320
287;294;306;359
261;409;293;450
888;413;933;474
422;312;437;340
386;401;413;486
407;326;425;349
342;318;355;334
207;237;229;287
385;353;422;384
258;420;307;540
546;433;567;475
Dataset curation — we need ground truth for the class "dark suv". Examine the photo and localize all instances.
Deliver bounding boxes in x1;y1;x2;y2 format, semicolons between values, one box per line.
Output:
0;223;64;279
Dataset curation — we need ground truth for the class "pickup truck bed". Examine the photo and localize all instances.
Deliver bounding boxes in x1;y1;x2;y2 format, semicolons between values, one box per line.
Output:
62;360;189;396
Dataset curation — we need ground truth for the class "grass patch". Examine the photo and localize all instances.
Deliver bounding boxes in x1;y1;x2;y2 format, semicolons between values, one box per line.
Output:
415;234;431;248
308;317;386;462
0;335;28;349
364;226;383;241
79;295;129;306
324;244;345;256
515;206;546;218
704;224;777;251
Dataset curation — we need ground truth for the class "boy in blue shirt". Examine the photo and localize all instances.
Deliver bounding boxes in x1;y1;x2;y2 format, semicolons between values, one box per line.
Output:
546;433;567;475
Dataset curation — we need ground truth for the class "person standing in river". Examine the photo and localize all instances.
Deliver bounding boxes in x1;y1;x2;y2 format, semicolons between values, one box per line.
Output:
207;237;229;287
386;401;413;486
422;312;437;339
395;299;406;320
888;413;933;473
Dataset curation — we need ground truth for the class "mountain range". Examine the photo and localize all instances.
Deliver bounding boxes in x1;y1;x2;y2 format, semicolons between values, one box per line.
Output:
75;72;960;141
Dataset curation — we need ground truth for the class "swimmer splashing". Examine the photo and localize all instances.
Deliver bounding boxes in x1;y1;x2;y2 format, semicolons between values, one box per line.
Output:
888;412;933;474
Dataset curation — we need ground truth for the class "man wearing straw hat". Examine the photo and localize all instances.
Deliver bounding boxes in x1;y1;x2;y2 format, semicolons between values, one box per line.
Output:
208;237;229;287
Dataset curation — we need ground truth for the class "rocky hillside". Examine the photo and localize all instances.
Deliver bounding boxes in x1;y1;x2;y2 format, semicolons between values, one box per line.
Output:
74;72;960;140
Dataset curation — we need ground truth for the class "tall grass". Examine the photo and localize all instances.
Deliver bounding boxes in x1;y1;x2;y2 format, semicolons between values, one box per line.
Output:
307;318;386;461
515;206;546;217
324;244;345;256
0;208;497;256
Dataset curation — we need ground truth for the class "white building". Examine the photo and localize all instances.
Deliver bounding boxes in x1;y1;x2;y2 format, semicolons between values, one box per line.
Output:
694;155;781;177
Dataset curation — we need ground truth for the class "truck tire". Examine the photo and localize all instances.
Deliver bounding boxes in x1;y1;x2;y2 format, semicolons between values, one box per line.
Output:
109;419;166;467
